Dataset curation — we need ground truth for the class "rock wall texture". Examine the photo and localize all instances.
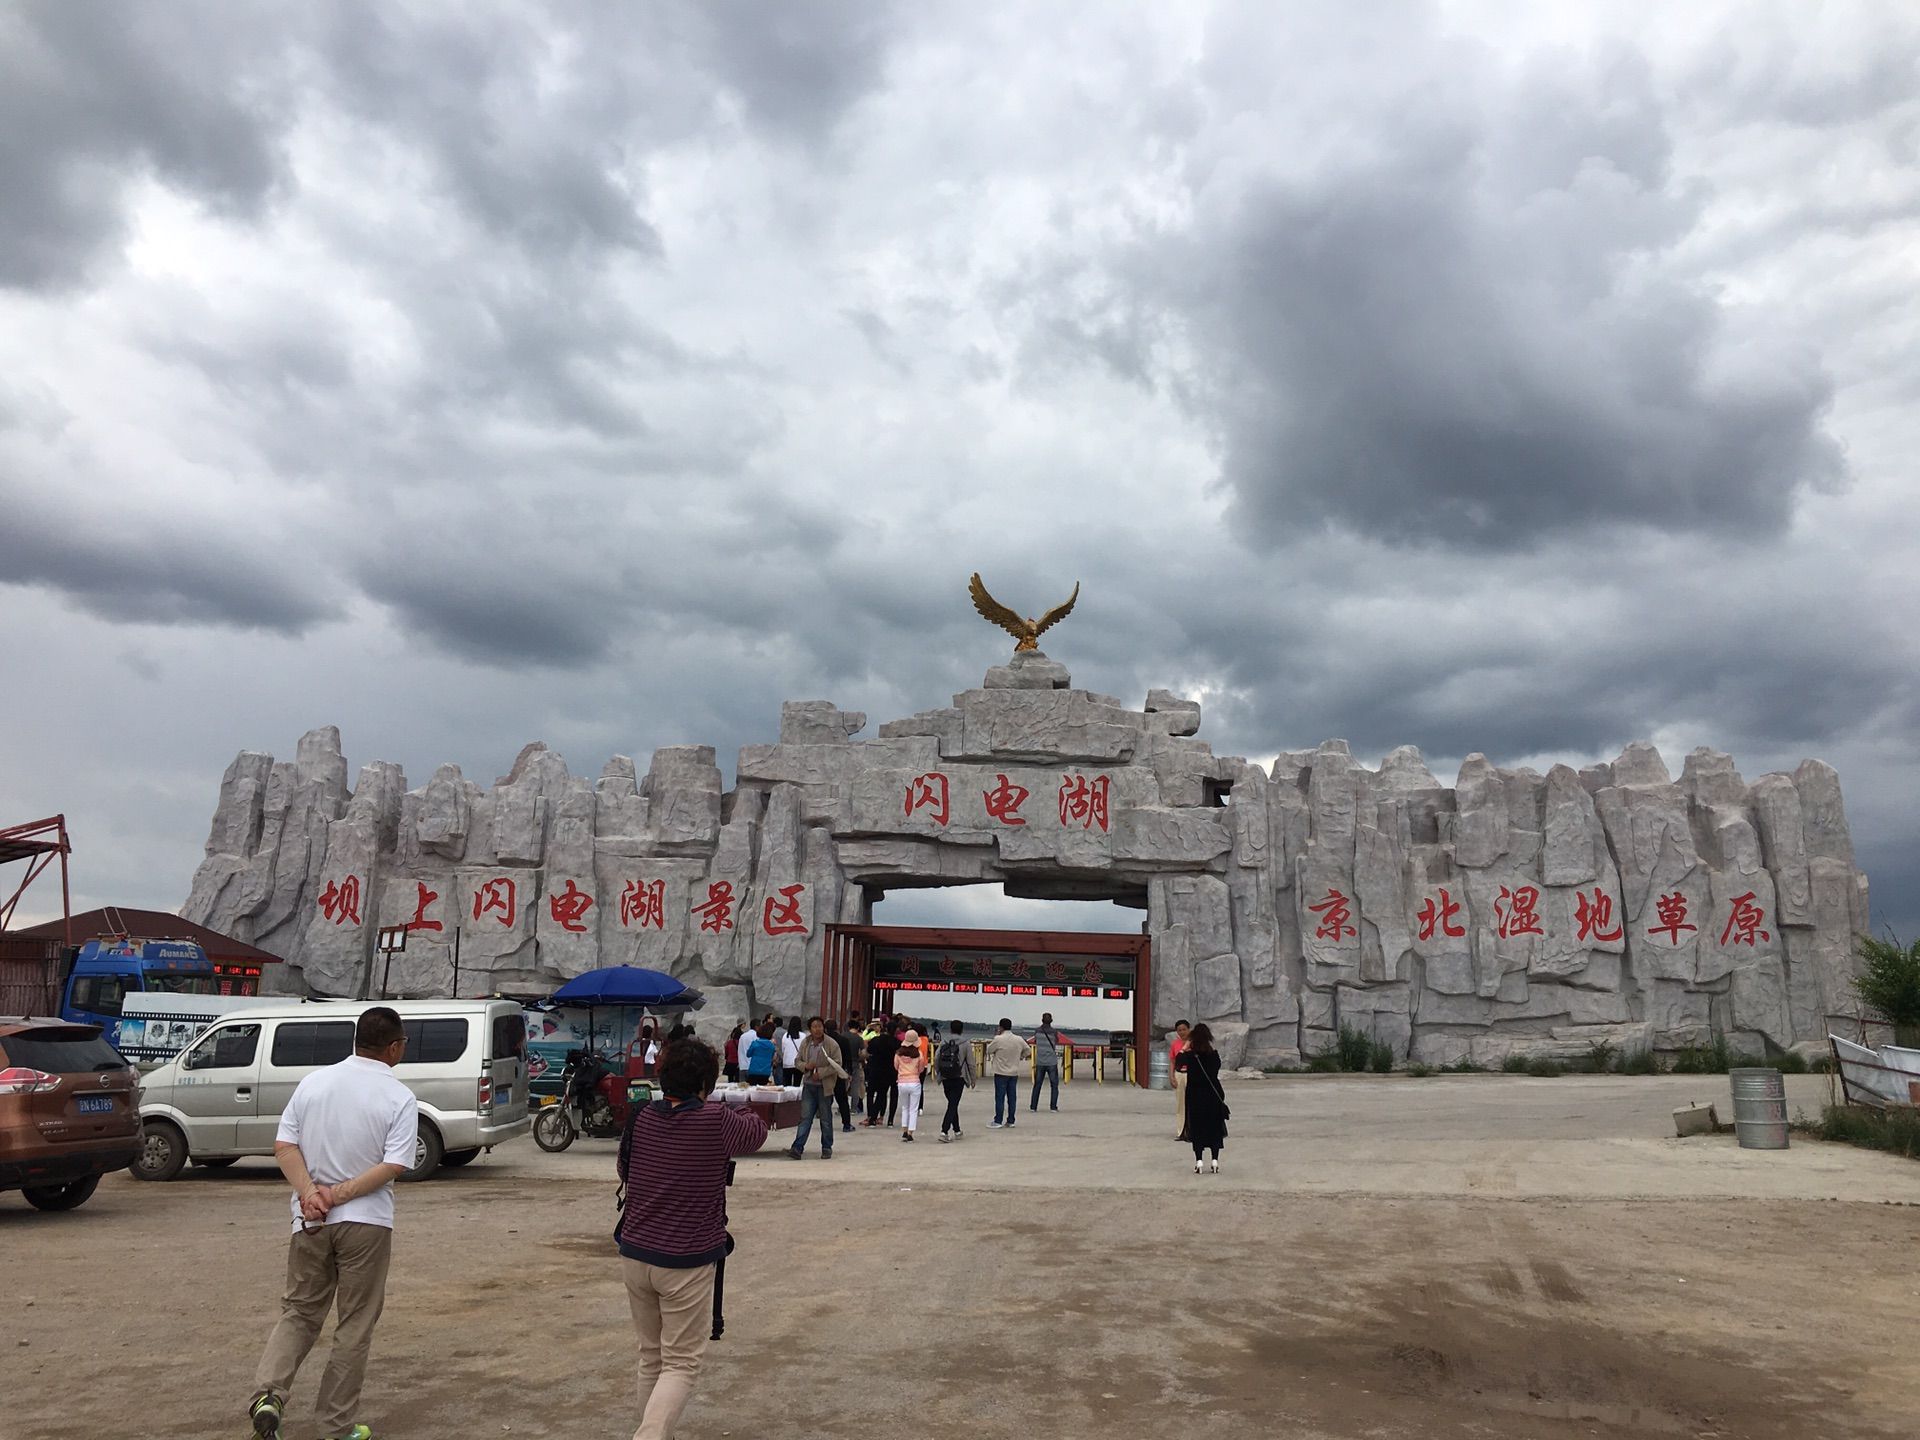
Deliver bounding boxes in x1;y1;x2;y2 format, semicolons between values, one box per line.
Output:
183;654;1870;1063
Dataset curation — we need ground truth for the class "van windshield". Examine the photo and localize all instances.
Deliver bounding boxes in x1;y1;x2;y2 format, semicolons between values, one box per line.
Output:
149;974;218;995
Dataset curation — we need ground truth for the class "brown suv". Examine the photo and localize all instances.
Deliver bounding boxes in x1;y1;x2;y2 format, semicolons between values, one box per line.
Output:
0;1018;140;1210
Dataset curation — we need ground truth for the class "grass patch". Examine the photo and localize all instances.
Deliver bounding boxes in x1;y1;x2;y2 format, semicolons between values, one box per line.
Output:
1771;1050;1810;1075
1672;1036;1738;1074
1303;1050;1344;1073
1584;1039;1617;1074
1368;1040;1395;1074
1406;1063;1435;1078
1525;1057;1570;1077
1500;1053;1531;1074
1616;1046;1661;1075
1336;1024;1374;1072
1439;1058;1484;1073
1800;1104;1920;1160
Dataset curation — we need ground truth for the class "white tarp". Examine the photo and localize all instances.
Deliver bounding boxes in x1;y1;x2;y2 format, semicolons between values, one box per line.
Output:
1832;1035;1920;1108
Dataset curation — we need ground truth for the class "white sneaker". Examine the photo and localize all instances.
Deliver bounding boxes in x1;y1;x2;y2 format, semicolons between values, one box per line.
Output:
1193;1159;1203;1174
939;1133;950;1143
1210;1158;1220;1174
989;1120;1003;1128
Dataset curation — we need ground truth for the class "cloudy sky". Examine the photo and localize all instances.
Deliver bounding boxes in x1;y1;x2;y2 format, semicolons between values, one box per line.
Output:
2;1;1915;943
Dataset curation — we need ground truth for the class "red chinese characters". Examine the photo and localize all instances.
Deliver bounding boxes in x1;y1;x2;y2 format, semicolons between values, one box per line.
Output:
1044;960;1068;983
1415;888;1465;942
317;876;362;927
971;955;994;978
548;880;595;934
404;880;442;934
620;879;665;930
1718;892;1771;948
762;883;808;937
1057;773;1111;832
1648;891;1697;946
900;954;921;976
1494;885;1544;940
905;772;950;826
1307;888;1357;941
471;877;517;928
691;881;735;934
983;773;1030;827
1081;959;1103;985
938;955;957;976
1009;957;1031;980
1574;888;1623;943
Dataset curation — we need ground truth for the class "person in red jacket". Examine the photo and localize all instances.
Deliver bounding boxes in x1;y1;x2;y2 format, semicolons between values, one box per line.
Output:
617;1038;767;1438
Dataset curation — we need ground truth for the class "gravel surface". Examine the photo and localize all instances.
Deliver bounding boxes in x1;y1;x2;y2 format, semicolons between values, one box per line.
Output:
6;1073;1916;1439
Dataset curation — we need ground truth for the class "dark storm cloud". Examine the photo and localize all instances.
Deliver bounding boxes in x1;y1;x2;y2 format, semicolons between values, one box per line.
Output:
0;0;906;296
358;565;622;667
1140;538;1913;770
1159;40;1848;551
1;2;1915;948
0;2;292;289
0;493;336;633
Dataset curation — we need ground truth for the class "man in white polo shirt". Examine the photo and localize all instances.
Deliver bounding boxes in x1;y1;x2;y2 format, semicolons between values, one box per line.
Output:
248;1006;418;1440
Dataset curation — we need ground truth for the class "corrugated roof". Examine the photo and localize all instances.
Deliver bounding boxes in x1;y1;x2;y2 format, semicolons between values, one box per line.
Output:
11;907;284;964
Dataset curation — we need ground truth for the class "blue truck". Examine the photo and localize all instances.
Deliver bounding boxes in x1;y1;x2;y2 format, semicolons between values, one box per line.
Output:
56;939;266;1063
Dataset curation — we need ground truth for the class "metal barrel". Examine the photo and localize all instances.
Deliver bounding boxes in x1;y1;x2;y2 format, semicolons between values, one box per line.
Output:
1729;1067;1790;1150
1147;1044;1172;1091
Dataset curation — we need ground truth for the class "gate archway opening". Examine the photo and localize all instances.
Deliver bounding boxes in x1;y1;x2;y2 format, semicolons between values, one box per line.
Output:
821;923;1151;1087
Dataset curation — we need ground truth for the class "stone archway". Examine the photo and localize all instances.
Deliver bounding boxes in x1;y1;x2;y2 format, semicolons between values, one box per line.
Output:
185;651;1872;1068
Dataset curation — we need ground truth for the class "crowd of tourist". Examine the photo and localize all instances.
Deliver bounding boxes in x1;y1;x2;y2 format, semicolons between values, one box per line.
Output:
247;1001;1228;1440
711;1011;1078;1145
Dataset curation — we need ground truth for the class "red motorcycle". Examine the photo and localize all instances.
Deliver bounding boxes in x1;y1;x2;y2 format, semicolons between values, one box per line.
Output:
533;1049;647;1151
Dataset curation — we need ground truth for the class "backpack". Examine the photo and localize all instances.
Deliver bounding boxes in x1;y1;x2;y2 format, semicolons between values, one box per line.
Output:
936;1038;964;1081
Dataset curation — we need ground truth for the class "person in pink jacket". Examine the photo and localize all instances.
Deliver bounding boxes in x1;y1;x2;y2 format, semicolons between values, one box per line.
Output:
894;1027;927;1141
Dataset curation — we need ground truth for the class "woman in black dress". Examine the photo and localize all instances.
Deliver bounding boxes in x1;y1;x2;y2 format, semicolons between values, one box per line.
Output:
1175;1022;1227;1173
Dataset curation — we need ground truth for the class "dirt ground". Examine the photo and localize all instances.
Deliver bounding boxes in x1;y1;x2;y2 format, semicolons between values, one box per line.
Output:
6;1074;1918;1440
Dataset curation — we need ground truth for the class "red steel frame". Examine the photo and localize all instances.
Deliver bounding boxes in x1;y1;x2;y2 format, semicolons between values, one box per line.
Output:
0;815;72;943
821;923;1153;1088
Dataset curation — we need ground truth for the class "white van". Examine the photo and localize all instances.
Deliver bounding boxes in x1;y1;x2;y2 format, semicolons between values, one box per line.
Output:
133;998;529;1181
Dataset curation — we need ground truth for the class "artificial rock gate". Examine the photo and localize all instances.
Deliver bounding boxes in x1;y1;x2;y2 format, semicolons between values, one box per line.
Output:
183;651;1871;1069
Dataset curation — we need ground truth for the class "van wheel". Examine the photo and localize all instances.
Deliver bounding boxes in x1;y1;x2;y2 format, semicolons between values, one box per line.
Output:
441;1148;481;1168
133;1121;188;1182
23;1176;101;1211
403;1123;444;1181
196;1156;239;1169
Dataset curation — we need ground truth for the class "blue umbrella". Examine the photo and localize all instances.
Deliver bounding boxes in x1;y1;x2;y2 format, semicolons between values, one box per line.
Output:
550;964;705;1009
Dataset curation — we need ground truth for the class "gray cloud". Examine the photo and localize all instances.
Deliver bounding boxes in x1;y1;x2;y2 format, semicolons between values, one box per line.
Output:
0;2;292;288
0;485;337;633
1151;35;1849;550
0;2;1915;954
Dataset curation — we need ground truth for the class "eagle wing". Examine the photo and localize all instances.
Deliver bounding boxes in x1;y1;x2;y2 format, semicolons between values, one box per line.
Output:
969;572;1031;639
1034;581;1080;636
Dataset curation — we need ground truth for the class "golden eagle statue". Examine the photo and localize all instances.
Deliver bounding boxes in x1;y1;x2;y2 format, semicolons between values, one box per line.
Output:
968;572;1080;653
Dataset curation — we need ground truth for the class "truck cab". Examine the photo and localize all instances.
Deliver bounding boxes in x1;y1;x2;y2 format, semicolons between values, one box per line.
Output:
61;939;217;1030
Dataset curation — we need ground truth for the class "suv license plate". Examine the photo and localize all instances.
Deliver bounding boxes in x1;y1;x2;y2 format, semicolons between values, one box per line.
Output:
76;1096;114;1114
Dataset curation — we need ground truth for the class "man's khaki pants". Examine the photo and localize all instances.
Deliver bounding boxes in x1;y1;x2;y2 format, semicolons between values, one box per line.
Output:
1174;1069;1189;1137
253;1221;393;1436
623;1258;717;1440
